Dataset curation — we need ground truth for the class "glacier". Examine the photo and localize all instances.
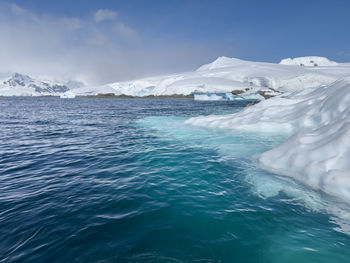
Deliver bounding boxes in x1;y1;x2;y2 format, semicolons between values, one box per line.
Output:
65;56;350;97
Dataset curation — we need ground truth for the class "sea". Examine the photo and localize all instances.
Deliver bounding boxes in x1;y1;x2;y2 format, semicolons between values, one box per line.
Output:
1;97;350;263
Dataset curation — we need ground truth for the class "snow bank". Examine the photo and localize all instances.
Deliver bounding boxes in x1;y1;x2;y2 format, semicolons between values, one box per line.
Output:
280;56;338;67
186;78;350;202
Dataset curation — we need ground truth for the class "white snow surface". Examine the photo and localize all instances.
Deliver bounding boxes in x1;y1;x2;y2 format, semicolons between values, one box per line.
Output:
186;77;350;202
70;56;350;96
280;56;338;67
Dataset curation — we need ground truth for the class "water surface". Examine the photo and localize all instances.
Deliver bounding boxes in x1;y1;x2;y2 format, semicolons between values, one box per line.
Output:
1;97;349;262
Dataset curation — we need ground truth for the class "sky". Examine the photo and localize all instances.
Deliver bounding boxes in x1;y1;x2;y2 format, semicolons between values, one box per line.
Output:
1;0;350;85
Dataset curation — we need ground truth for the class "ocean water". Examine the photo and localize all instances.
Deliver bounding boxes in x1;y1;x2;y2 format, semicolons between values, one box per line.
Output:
1;97;350;263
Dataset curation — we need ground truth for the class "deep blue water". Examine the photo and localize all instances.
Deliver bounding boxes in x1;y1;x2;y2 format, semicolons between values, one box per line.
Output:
1;97;350;263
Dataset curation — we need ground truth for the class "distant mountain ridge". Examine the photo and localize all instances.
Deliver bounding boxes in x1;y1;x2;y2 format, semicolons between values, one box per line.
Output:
0;73;83;96
1;56;349;97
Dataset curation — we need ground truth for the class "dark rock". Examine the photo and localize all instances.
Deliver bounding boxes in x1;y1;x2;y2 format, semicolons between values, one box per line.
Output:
232;90;245;95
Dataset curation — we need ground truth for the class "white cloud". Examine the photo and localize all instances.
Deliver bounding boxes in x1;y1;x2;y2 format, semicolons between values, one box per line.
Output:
0;3;221;85
94;9;117;22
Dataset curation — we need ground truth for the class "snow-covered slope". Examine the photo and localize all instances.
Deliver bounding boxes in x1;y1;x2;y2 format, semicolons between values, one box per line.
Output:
68;56;350;97
0;73;83;96
186;77;350;202
280;56;338;67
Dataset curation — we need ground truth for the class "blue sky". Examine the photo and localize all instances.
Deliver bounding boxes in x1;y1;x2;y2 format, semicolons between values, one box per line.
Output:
1;0;350;84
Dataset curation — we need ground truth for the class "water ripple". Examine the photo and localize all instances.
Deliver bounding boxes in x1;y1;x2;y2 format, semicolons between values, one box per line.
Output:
1;98;350;262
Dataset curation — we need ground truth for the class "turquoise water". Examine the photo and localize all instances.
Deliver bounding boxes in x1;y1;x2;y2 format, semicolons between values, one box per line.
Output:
1;97;350;262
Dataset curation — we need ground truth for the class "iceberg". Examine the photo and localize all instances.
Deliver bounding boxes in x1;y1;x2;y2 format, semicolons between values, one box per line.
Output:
60;92;76;98
186;77;350;202
193;92;260;101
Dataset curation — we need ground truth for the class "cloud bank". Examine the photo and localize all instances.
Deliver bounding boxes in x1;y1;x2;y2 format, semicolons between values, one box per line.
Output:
0;3;220;85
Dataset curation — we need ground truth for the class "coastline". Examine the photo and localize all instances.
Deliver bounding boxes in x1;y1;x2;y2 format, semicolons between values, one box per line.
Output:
0;94;194;99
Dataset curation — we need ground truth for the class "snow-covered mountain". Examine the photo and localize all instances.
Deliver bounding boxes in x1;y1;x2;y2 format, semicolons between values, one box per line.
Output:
66;56;350;98
0;73;83;96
